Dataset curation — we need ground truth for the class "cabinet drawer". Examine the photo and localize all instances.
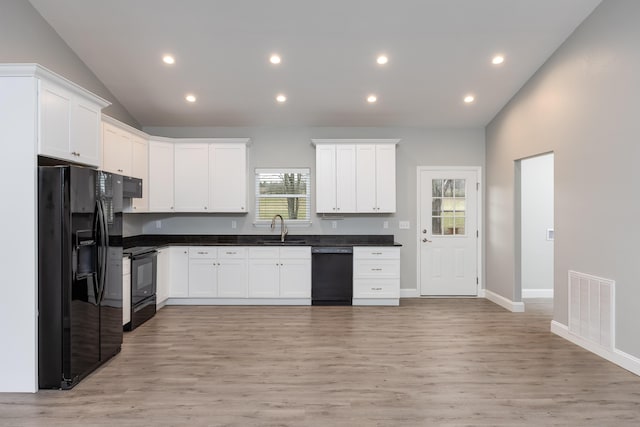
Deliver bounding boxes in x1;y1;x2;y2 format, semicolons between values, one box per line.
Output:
248;247;280;259
353;247;400;260
353;259;400;278
189;247;217;259
217;247;247;259
353;279;399;299
280;246;311;259
122;257;131;275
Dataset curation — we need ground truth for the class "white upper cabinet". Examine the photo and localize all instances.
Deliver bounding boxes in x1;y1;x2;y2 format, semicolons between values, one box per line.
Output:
130;136;149;211
356;143;397;213
147;138;249;214
102;122;133;176
148;139;175;212
313;139;398;214
174;143;210;212
33;66;109;167
209;143;247;213
314;143;356;213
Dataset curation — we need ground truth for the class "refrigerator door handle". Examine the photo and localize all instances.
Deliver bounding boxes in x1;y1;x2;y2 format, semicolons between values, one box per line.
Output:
96;200;108;305
92;201;102;305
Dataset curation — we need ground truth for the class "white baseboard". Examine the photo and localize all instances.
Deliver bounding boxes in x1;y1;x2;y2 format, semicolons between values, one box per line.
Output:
166;298;311;306
484;289;525;312
400;288;419;298
353;298;399;306
477;289;486;298
522;289;554;298
551;321;640;377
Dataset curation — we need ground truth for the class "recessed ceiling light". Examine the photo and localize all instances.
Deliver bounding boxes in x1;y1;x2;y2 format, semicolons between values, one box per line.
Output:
376;55;388;65
270;54;281;65
367;95;377;103
492;55;505;65
276;94;287;103
464;95;475;104
162;55;175;65
185;94;196;103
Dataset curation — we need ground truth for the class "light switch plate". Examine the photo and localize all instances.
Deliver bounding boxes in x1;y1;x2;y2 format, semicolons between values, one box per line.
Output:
399;221;410;229
155;220;162;229
383;221;389;229
331;221;337;229
231;220;237;229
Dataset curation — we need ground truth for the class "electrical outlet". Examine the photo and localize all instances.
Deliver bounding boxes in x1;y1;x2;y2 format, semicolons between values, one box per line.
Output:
155;220;162;229
399;221;410;229
231;220;237;229
383;221;389;229
331;221;337;229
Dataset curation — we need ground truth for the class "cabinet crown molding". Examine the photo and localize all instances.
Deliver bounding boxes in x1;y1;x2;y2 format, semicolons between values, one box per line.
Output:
311;138;400;146
0;63;110;108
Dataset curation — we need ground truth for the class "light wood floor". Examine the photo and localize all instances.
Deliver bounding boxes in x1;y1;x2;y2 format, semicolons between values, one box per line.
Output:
2;299;639;426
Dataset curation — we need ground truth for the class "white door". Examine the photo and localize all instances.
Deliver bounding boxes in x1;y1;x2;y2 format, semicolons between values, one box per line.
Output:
217;259;248;298
315;144;336;213
209;143;247;212
174;143;209;212
148;140;175;212
280;259;311;298
419;168;479;296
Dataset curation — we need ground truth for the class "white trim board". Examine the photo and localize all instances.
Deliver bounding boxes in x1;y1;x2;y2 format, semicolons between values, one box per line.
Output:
485;289;525;312
551;321;640;377
522;289;554;298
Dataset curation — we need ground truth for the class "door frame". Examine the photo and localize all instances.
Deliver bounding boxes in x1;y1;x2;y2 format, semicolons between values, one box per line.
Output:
416;166;483;296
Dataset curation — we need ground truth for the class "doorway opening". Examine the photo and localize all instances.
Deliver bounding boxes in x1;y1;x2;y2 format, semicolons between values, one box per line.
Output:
515;153;554;309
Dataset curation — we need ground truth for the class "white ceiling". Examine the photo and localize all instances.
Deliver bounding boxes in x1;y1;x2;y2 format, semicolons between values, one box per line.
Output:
29;0;601;128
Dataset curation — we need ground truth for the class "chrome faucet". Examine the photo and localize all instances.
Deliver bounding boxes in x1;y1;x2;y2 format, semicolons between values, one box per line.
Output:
270;214;288;243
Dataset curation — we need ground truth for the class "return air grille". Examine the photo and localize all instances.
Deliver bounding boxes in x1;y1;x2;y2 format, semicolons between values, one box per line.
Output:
568;270;615;350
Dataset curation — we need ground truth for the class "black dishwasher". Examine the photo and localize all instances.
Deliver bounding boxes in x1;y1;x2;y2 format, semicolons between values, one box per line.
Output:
311;247;353;305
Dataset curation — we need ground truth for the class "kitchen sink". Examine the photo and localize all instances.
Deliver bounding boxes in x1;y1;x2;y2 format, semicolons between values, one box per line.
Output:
254;238;308;246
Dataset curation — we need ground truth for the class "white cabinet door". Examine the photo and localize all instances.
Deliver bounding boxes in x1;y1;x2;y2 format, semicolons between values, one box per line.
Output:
38;79;102;167
169;247;189;297
102;122;132;175
355;144;377;213
131;136;149;212
209;143;247;212
174;143;209;212
315;144;336;213
148;140;175;212
122;257;131;326
375;144;396;213
156;248;170;307
218;259;248;298
71;100;101;167
39;80;72;161
248;258;280;298
335;144;356;213
189;258;218;297
280;259;311;298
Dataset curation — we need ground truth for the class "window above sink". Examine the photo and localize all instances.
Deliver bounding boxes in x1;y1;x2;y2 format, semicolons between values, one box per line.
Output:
254;168;311;226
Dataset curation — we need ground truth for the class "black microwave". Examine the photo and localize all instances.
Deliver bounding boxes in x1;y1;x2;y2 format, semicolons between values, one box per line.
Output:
122;176;143;198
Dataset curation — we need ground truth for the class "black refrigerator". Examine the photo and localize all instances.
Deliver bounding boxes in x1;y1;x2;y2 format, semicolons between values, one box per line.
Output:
38;165;123;389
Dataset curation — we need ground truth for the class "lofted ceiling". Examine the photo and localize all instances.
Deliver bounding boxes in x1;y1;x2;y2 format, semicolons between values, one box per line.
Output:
28;0;601;128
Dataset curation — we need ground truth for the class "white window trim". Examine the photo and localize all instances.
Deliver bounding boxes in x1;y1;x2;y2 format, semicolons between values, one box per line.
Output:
254;167;312;227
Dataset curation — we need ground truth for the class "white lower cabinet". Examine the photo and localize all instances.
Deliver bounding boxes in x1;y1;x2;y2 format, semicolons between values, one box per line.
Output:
156;248;170;308
352;247;400;306
122;256;131;326
248;247;311;300
169;246;189;297
186;247;248;298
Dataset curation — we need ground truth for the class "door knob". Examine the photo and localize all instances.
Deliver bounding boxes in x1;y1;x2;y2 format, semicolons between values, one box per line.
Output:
422;238;432;243
422;229;427;234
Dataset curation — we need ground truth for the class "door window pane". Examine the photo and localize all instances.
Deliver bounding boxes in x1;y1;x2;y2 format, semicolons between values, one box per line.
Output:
431;178;466;236
432;179;442;197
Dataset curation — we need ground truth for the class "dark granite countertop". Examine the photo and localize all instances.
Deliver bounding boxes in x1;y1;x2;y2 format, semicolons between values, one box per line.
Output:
123;234;401;249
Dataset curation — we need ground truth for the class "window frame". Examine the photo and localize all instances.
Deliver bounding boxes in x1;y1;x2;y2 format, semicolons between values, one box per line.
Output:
254;167;312;226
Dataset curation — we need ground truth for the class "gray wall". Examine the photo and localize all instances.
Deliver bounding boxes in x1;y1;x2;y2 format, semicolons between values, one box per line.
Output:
521;154;554;292
486;0;640;357
0;0;138;128
137;126;486;291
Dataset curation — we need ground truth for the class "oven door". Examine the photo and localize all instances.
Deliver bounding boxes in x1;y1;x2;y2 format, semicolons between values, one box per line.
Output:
131;251;157;305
